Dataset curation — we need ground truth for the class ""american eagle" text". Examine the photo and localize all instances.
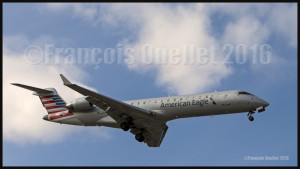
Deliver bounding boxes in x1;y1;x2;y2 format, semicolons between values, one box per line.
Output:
160;99;209;108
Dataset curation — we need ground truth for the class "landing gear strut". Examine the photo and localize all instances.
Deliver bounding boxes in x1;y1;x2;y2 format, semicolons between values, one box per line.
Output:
135;133;145;142
247;110;255;122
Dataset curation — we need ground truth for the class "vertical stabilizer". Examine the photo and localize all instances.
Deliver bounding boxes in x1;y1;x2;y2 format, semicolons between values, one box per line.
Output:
11;83;69;115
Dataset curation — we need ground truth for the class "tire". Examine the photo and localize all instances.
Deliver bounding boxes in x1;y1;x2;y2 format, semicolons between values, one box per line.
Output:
135;133;145;142
248;116;254;122
120;122;129;131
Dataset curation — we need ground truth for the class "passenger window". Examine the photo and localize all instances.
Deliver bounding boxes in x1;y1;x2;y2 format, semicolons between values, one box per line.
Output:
131;103;134;105
155;100;157;103
167;99;170;102
180;98;182;101
174;98;176;101
143;101;146;104
138;102;140;105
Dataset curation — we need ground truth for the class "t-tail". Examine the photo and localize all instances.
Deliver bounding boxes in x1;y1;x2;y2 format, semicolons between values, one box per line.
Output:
11;83;71;120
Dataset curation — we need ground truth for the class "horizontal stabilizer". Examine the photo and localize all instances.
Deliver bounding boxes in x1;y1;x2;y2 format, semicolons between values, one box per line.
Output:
11;83;53;94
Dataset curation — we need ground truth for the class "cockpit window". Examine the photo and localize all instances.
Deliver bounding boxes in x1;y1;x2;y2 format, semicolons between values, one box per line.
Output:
238;91;253;95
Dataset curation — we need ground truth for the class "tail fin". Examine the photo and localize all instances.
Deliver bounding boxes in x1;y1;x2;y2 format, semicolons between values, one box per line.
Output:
11;83;69;114
38;88;69;114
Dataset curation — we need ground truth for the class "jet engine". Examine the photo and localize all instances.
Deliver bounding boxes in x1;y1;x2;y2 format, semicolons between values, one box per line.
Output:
66;97;93;111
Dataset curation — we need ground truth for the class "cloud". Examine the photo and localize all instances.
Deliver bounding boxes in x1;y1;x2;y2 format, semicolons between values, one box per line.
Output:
221;16;270;46
103;4;232;94
205;3;297;47
267;3;297;47
111;3;296;94
3;35;108;145
40;3;297;95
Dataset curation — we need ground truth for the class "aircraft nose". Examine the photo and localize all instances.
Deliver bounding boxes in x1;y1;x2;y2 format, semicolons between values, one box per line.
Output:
254;97;269;108
261;99;269;107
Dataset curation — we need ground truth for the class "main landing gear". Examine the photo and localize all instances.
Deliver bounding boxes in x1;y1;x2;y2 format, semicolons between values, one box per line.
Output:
120;120;145;143
135;133;145;142
247;110;255;122
120;118;134;131
120;122;130;131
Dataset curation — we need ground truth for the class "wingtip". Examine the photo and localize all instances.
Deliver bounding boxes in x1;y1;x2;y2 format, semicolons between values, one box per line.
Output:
11;83;22;86
60;74;72;85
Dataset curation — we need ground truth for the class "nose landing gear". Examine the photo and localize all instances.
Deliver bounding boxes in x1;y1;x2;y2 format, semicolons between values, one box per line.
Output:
247;110;255;122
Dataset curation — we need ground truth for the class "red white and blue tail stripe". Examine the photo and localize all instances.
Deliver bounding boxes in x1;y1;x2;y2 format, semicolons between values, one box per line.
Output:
39;94;68;114
38;90;73;120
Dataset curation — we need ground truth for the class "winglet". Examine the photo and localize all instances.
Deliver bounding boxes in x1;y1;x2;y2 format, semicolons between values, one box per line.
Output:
60;74;72;85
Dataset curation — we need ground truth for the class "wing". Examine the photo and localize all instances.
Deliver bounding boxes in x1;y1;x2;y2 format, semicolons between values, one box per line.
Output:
60;74;168;147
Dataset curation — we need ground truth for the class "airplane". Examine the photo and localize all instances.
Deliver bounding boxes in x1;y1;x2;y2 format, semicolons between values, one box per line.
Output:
11;74;269;147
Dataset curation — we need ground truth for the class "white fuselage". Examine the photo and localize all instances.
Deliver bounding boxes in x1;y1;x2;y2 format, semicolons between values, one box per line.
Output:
48;90;269;128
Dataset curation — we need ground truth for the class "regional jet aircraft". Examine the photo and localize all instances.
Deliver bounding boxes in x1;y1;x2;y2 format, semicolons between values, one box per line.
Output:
12;74;269;147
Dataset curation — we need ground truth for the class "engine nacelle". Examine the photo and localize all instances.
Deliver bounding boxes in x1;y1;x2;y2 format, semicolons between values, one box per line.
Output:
66;97;93;111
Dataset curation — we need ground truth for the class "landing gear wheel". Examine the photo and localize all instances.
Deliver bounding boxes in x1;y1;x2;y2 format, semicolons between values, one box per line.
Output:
248;116;254;122
135;133;145;142
120;122;130;131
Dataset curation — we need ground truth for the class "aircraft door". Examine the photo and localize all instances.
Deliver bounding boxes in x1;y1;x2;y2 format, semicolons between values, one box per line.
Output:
221;93;231;106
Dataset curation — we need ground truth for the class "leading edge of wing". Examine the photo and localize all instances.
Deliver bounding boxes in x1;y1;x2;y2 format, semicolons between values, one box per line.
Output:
59;74;157;121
